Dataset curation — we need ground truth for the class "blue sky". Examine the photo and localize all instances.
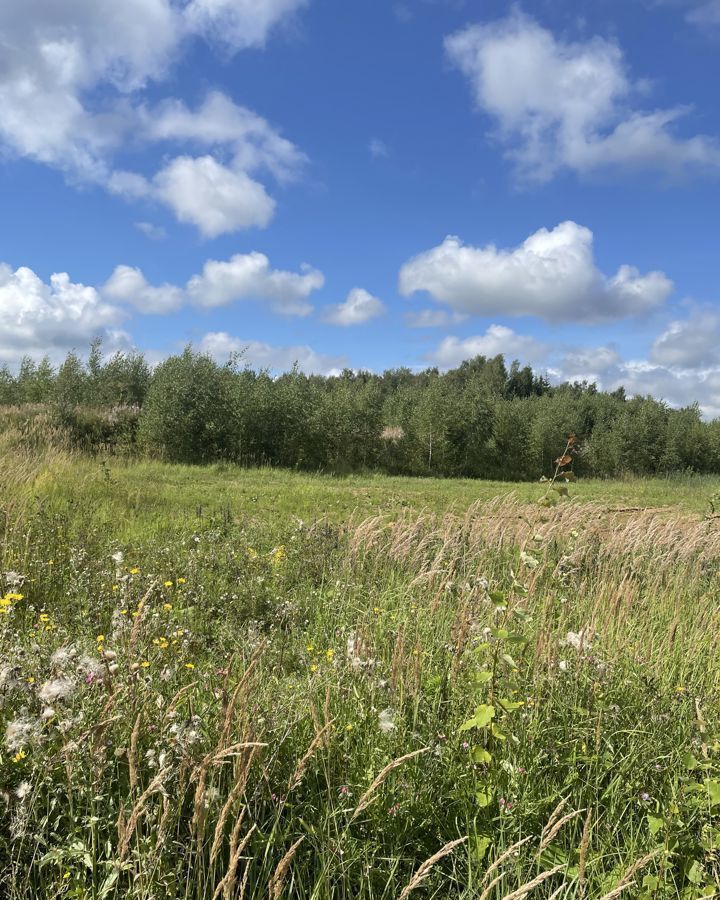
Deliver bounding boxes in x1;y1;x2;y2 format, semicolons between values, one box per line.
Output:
2;0;720;415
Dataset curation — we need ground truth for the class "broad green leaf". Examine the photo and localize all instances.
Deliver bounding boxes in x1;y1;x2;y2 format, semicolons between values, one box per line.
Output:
471;746;492;765
647;814;664;837
704;779;720;806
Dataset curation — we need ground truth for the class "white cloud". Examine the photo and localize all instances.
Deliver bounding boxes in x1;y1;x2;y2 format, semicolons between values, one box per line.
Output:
428;326;548;368
0;262;129;363
687;0;720;25
0;1;308;234
198;332;344;375
182;0;308;50
405;309;467;328
399;221;673;322
369;138;389;159
135;221;167;240
650;313;720;367
102;266;184;314
152;156;276;237
98;252;324;317
187;252;323;315
323;288;386;326
445;11;720;181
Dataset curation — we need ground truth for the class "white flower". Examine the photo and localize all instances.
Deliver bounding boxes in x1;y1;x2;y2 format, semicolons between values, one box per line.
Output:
14;781;31;801
3;571;24;587
50;646;77;670
111;551;124;565
561;630;591;652
378;709;396;734
39;677;75;704
4;717;40;751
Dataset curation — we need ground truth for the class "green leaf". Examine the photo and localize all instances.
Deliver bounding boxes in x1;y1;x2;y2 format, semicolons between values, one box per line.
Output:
498;698;524;712
647;814;664;837
458;704;495;733
704;779;720;806
471;746;492;765
475;787;493;808
472;670;493;685
473;834;492;863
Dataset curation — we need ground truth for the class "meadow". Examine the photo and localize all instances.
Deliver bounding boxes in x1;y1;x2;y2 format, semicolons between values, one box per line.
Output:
1;450;719;898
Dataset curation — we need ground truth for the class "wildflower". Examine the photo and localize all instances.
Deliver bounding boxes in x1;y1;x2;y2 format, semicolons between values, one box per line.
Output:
184;663;195;670
373;606;381;615
130;567;140;575
12;750;27;764
306;644;315;653
561;630;591;652
39;677;75;704
51;647;77;670
163;603;173;610
270;545;286;565
111;585;119;592
378;709;396;734
326;649;334;661
15;781;31;800
345;724;353;731
4;592;23;602
164;581;173;588
5;717;39;751
310;664;318;673
141;661;151;668
39;614;50;623
177;577;186;585
25;677;35;685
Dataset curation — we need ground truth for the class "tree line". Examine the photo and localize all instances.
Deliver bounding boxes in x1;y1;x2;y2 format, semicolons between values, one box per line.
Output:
1;342;719;479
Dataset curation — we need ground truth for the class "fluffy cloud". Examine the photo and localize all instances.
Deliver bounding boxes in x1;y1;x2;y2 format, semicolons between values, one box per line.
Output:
198;332;344;375
0;1;307;234
99;252;323;317
445;11;720;181
187;253;323;315
102;266;184;315
650;313;720;367
152;156;276;237
399;221;673;322
428;326;548;368
0;263;129;363
323;288;386;326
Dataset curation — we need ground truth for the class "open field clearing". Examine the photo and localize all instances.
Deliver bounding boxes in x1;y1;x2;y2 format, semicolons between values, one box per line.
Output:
1;452;719;898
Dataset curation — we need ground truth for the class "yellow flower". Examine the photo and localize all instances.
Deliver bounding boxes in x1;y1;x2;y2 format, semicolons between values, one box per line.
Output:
177;577;186;585
164;581;173;588
26;677;35;684
345;724;353;732
120;609;128;615
185;663;195;670
163;603;173;611
676;685;685;694
5;592;23;602
325;649;334;661
111;585;119;592
96;634;105;643
306;644;315;653
310;664;318;673
12;750;27;763
270;545;286;565
373;607;381;615
130;567;140;575
140;661;150;668
39;613;50;623
47;560;54;566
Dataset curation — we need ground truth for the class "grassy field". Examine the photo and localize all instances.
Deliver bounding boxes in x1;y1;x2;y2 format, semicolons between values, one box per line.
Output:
1;451;719;898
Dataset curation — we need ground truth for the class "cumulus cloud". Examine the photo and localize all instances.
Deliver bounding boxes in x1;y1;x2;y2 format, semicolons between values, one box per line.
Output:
428;326;548;368
152;156;276;237
102;266;184;315
650;313;720;367
445;11;720;181
135;221;167;240
198;332;345;375
323;288;386;326
98;252;323;317
187;253;323;315
0;1;308;234
399;221;673;322
0;263;129;364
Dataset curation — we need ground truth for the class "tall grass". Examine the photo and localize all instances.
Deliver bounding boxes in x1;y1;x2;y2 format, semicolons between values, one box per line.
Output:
0;455;718;897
